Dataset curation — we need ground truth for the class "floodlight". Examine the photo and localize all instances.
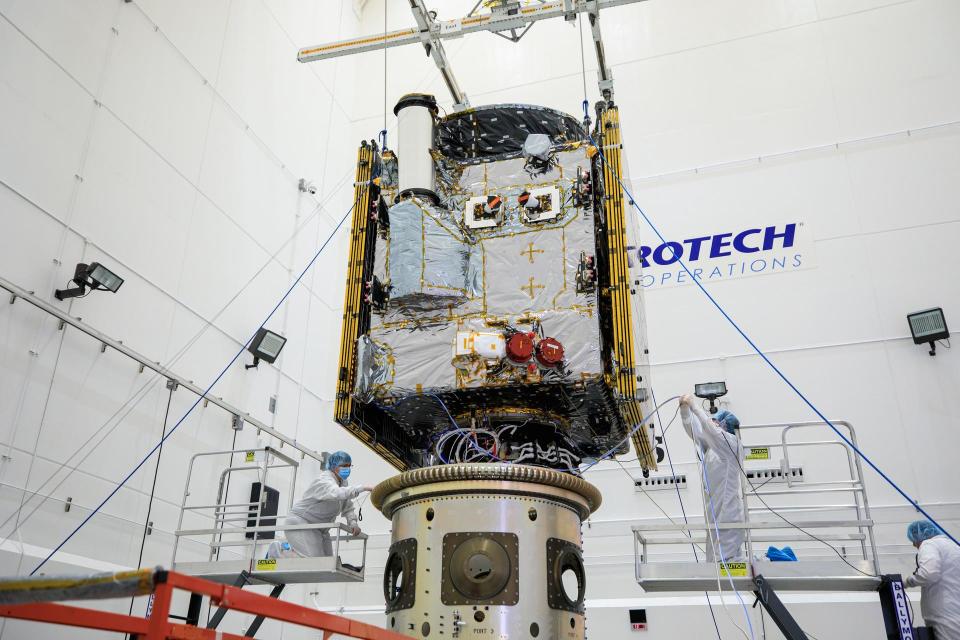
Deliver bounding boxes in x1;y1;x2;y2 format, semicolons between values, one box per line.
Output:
245;327;287;369
694;381;727;414
54;262;124;300
907;308;949;356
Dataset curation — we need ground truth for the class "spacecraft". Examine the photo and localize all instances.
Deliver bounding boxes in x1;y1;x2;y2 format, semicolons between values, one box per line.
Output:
336;94;653;472
335;93;654;638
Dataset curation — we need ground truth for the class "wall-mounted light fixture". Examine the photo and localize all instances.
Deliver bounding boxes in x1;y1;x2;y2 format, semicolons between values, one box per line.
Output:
694;381;727;414
907;308;949;356
54;262;124;300
245;327;287;369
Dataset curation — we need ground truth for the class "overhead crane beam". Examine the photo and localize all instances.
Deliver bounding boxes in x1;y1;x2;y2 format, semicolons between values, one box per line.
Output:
409;0;469;110
297;0;649;104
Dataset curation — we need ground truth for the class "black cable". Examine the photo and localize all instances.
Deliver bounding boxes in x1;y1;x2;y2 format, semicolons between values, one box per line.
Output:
126;381;175;624
719;431;878;578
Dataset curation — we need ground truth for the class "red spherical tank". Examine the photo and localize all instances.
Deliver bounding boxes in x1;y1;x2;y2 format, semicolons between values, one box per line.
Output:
506;332;535;364
535;337;564;368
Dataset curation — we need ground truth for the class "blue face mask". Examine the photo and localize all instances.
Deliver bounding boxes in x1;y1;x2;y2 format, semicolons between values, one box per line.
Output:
337;466;351;480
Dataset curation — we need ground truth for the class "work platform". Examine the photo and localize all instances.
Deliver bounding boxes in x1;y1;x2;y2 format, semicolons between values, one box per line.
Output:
173;556;365;586
172;447;368;586
633;420;883;594
635;558;879;592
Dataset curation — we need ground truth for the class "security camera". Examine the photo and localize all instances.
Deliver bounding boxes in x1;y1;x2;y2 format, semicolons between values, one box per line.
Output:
298;179;318;195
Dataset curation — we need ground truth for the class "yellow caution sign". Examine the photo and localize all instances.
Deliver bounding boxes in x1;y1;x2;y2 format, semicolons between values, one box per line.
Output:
245;451;256;463
255;559;277;571
719;562;749;577
746;447;770;461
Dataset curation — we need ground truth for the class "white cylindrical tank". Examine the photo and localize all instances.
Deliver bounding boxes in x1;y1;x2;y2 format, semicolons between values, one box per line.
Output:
394;93;438;203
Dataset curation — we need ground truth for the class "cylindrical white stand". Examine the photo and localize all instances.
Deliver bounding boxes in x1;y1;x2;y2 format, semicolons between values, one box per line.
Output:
374;464;600;639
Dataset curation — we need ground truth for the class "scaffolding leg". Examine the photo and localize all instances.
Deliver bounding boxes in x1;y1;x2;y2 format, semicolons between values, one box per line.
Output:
206;571;251;629
878;574;917;640
185;593;203;627
244;583;286;637
752;574;808;640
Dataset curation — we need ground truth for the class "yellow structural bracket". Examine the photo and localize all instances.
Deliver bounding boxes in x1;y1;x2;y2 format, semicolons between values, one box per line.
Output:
334;143;406;471
599;107;656;470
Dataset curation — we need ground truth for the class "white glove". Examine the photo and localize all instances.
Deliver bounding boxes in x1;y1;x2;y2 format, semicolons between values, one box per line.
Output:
903;574;918;588
351;526;362;536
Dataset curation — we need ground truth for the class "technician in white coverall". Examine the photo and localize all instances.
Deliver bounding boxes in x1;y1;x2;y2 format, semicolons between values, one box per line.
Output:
905;520;960;640
679;395;745;562
281;450;372;558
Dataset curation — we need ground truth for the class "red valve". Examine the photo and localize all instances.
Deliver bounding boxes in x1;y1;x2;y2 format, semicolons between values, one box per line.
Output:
506;332;535;364
535;337;564;368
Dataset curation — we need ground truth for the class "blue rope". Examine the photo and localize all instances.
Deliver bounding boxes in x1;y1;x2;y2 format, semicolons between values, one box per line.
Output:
588;124;959;548
31;198;359;575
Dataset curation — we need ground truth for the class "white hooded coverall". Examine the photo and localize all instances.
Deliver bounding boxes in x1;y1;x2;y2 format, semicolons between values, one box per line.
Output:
905;535;960;640
283;470;363;557
681;403;746;562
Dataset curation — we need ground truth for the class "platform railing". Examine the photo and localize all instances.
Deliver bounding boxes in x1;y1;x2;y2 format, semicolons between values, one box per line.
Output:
633;420;883;591
171;446;300;567
171;447;368;582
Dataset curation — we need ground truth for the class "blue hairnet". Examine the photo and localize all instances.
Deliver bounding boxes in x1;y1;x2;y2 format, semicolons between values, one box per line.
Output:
714;410;740;434
907;520;943;544
326;450;352;470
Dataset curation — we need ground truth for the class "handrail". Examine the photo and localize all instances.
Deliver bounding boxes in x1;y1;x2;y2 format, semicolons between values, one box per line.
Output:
634;420;883;582
631;520;873;532
172;446;368;579
0;569;405;639
0;276;322;463
176;522;365;537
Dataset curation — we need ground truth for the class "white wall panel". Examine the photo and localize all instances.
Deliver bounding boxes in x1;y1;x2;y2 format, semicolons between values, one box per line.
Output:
276;284;314;383
100;7;214;183
820;0;960;137
198;100;300;263
602;0;820;63
618;23;840;175
263;0;324;47
0;307;68;456
843;125;960;234
629;152;861;240
70;112;194;295
0;0;119;92
865;222;960;335
135;0;231;82
215;0;337;181
175;196;271;331
0;188;86;301
68;248;179;364
0;18;95;223
224;255;291;339
30;333;167;483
